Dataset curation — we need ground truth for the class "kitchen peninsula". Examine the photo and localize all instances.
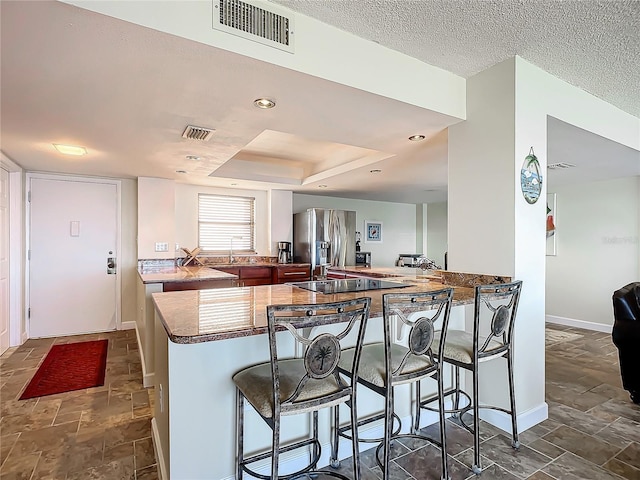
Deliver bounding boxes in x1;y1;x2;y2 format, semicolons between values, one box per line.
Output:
150;270;505;480
136;263;238;387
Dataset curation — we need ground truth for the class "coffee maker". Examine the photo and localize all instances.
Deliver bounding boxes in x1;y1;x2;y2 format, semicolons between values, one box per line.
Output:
277;242;292;264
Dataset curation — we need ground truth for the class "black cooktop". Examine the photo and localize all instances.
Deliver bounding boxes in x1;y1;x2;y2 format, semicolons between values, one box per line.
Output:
288;278;408;294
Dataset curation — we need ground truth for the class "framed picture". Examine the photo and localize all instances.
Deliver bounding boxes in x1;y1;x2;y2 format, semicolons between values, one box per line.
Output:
365;221;383;243
546;193;556;256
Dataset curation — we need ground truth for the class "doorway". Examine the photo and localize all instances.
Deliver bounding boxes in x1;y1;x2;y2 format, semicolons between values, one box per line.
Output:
1;168;9;353
28;175;120;338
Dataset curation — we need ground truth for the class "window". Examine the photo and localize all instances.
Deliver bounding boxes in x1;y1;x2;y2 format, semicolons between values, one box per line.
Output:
198;194;255;253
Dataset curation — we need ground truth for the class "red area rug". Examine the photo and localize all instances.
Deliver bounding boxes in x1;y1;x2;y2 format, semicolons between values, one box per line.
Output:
20;339;108;400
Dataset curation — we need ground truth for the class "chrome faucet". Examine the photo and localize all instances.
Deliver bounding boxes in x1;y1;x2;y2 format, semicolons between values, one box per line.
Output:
229;236;243;264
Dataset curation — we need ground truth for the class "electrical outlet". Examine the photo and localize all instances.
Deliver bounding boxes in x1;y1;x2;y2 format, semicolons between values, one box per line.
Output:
155;242;169;252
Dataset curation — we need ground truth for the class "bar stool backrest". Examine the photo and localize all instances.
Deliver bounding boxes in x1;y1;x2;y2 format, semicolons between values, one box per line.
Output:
473;281;523;361
382;288;454;384
266;297;371;417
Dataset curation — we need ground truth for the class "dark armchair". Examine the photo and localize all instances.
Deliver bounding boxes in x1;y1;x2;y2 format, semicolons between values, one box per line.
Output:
612;282;640;404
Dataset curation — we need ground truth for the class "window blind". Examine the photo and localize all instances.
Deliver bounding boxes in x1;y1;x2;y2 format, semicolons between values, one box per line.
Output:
198;194;255;252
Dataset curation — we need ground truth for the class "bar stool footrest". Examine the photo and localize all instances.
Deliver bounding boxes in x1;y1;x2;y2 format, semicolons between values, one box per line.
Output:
337;412;402;443
419;387;472;415
240;438;322;480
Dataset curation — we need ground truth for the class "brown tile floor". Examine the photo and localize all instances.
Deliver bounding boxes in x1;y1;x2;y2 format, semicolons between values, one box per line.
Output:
326;325;640;480
0;330;158;480
1;325;639;480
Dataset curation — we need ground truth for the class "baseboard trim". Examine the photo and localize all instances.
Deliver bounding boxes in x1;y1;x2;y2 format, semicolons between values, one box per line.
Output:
151;418;168;480
546;315;612;334
134;325;155;388
143;372;155;388
479;402;548;434
120;321;136;330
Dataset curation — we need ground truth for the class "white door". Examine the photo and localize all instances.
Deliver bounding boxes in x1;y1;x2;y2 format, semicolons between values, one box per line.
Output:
29;177;118;338
0;168;9;353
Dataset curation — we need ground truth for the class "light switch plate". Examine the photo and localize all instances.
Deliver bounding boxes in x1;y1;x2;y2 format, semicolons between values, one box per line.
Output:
155;242;169;252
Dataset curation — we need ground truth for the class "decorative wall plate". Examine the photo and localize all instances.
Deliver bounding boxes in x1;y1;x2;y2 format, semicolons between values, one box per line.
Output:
521;147;542;204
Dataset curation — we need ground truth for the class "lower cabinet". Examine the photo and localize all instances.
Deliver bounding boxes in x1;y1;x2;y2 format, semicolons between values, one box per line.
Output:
162;278;237;292
272;265;311;284
214;265;285;286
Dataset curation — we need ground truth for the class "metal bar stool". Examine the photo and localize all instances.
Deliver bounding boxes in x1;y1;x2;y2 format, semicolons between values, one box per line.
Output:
232;297;371;480
421;280;523;475
334;288;454;480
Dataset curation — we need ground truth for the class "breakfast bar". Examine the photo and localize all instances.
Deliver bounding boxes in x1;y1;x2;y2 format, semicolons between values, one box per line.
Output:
150;274;482;480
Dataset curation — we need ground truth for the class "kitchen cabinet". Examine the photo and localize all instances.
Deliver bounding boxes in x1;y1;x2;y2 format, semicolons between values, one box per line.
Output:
214;265;273;286
272;264;311;284
162;278;236;291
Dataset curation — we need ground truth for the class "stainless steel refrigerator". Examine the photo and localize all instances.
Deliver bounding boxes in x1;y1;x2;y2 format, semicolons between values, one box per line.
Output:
293;208;356;278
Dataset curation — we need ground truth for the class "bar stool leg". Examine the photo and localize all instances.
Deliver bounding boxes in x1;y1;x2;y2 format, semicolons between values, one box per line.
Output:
507;351;519;449
412;381;422;434
271;416;280;480
351;393;362;480
437;371;450;480
382;387;394;480
330;406;340;468
236;389;244;480
472;366;481;475
312;411;320;468
453;366;461;417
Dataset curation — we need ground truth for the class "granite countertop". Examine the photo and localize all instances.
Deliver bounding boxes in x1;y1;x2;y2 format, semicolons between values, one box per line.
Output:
137;265;238;284
138;263;311;284
152;281;474;344
329;265;438;280
209;262;311;268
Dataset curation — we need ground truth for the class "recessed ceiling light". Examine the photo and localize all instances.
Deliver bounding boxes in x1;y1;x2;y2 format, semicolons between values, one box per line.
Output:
254;98;276;109
176;170;187;174
186;155;201;161
370;169;382;173
408;135;426;141
53;143;87;156
230;183;238;186
318;184;328;188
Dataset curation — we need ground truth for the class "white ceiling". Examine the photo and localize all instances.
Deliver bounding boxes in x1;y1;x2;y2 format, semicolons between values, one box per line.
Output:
1;0;638;204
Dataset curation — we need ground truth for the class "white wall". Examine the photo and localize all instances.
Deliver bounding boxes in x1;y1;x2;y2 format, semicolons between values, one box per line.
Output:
448;57;548;430
546;176;639;328
269;190;293;255
120;178;138;324
426;202;448;269
293;194;416;267
174;183;270;256
138;177;175;259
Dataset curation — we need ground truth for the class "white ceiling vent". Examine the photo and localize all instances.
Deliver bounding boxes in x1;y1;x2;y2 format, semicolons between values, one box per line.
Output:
213;0;295;53
547;162;577;170
182;125;216;141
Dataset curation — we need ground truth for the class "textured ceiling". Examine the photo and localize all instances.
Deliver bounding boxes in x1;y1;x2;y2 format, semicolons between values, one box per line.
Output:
273;0;640;117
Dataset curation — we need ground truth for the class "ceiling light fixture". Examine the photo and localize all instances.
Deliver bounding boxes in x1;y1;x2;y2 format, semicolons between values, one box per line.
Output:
370;169;382;173
53;143;87;156
254;98;276;109
408;135;426;142
186;155;201;161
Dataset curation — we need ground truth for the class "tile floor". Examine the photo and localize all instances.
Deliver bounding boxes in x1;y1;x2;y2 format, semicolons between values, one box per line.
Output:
0;330;157;480
1;325;639;480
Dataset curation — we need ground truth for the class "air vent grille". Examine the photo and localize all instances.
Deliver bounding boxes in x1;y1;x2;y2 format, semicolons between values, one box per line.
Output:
182;125;215;141
213;0;295;53
547;162;576;170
